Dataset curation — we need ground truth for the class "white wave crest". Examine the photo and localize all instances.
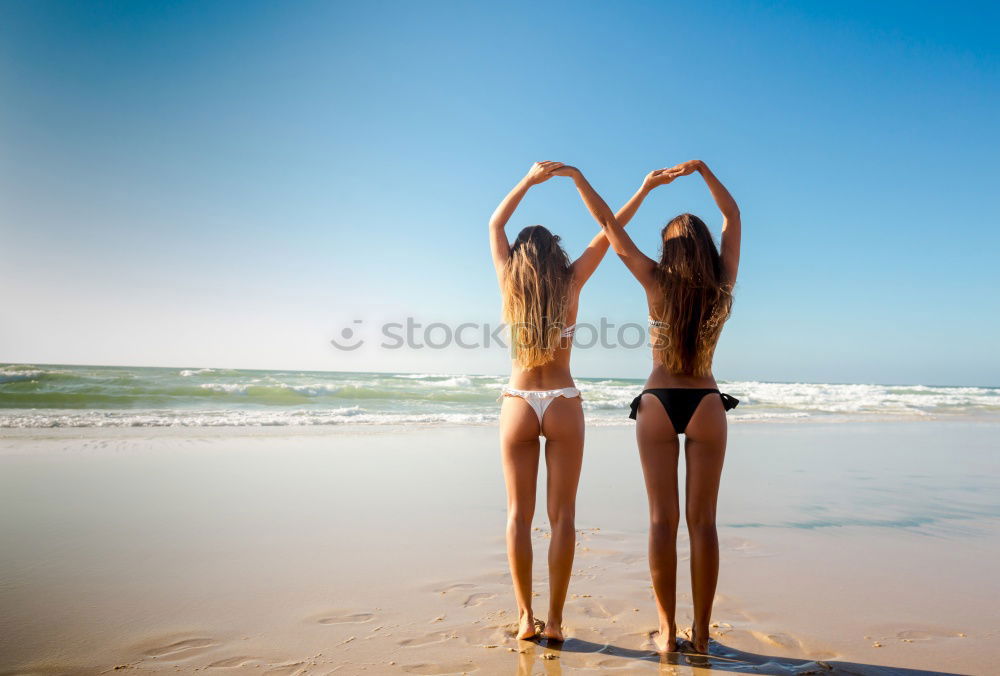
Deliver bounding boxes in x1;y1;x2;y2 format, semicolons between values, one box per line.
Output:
721;381;1000;414
0;407;496;428
390;374;477;387
199;382;250;394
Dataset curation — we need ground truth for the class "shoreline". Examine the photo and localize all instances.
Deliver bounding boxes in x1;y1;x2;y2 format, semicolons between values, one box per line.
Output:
1;412;999;442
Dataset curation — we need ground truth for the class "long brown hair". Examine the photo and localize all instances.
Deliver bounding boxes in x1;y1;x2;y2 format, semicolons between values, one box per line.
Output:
501;225;573;369
650;213;733;376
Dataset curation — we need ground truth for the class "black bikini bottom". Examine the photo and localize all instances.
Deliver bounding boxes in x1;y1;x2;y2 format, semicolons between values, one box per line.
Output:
628;388;739;434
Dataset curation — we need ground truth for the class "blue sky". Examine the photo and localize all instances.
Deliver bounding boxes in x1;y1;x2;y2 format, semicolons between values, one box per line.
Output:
1;1;997;385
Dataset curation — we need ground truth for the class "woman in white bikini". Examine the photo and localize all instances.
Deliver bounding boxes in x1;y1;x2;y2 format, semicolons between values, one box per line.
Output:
489;161;619;641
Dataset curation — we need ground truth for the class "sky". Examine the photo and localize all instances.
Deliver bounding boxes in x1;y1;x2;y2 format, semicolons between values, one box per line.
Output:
1;0;997;385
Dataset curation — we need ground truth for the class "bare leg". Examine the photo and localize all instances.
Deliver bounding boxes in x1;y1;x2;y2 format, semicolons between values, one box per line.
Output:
500;396;542;639
683;394;728;653
635;393;681;653
539;395;584;641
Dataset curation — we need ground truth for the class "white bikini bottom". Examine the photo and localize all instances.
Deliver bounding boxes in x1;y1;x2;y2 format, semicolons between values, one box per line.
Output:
499;386;582;431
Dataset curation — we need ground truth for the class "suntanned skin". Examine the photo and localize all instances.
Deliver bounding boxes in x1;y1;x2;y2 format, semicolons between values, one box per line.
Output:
599;160;742;654
490;161;618;641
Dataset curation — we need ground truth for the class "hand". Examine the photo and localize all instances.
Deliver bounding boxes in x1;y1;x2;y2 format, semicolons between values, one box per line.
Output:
642;167;683;190
524;161;565;186
674;159;704;176
642;160;705;190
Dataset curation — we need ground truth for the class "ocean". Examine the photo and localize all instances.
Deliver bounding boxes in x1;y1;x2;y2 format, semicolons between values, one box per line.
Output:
0;363;998;429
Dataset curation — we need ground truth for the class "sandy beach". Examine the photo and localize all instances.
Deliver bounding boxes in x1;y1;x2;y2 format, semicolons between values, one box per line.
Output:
1;419;997;675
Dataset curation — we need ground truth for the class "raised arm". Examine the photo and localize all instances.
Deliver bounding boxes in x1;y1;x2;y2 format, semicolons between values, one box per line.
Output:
546;166;617;288
597;167;688;289
566;168;652;288
691;160;741;285
489;161;564;282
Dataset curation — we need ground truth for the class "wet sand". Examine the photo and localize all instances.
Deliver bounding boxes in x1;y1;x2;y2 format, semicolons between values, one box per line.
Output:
0;420;998;674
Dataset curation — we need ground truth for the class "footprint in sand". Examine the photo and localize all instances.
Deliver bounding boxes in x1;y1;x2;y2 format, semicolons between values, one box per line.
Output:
398;631;453;648
435;582;477;594
461;623;512;647
749;630;801;651
463;592;496;607
576;597;631;622
317;610;376;625
263;661;307;675
401;661;478;675
142;637;219;660
579;602;614;620
208;656;261;669
897;627;966;640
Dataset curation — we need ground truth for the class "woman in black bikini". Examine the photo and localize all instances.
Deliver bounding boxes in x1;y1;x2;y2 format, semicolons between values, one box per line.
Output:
600;159;741;654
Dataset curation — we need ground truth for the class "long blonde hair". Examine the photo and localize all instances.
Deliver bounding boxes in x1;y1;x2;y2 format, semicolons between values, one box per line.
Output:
501;225;573;369
650;213;733;376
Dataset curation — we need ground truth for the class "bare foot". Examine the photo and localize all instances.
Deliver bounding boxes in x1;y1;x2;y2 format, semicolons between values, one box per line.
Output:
649;627;678;653
690;630;710;654
516;610;538;640
541;620;564;641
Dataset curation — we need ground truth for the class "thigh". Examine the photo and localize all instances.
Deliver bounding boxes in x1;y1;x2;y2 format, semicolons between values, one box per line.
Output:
500;396;542;512
635;394;680;515
683;395;727;514
540;395;584;514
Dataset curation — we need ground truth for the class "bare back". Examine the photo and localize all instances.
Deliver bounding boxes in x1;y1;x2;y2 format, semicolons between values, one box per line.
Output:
644;289;722;391
506;287;580;390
